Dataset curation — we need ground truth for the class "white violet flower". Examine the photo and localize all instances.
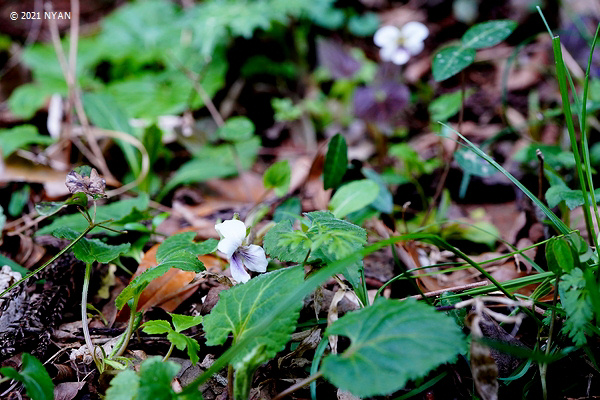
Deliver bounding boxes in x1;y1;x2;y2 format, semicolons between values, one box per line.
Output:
215;219;268;283
374;22;429;65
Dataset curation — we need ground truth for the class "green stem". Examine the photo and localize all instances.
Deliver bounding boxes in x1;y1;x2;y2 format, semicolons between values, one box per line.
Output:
81;262;100;369
113;295;140;358
0;223;95;298
163;343;175;362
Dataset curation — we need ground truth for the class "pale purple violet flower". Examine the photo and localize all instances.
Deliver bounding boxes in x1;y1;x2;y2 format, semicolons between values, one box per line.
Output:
215;219;268;283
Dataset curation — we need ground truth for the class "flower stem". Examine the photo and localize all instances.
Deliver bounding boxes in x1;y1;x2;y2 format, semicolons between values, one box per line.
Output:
82;262;101;369
540;276;560;400
113;295;140;357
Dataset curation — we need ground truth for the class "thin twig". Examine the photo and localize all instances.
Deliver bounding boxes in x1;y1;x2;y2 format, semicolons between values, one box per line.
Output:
409;280;488;300
272;371;324;400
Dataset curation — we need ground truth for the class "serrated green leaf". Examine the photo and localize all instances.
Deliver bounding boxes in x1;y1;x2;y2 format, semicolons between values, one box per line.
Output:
455;148;497;177
263;219;312;263
329;179;379;218
217;116;255;142
156;233;217;263
36;195;150;236
105;369;139;400
171;313;203;332
559;269;593;346
53;227;130;264
0;125;54;158
203;266;304;365
273;197;302;223
138;357;180;400
432;46;476;82
324;133;348;190
167;331;200;365
461;20;516;49
263;160;291;197
0;353;54;400
116;250;205;309
321;298;465;397
142;320;172;334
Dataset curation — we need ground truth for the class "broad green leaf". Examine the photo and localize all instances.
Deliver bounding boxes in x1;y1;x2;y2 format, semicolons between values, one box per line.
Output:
8;83;64;119
545;186;600;210
362;168;393;214
432;46;476;82
0;125;54;158
142;320;172;334
83;92;139;176
116;250;205;309
263;160;291;197
167;331;200;365
217;116;255;142
160;137;260;199
559;269;593;346
273;197;302;223
329;179;379;218
461;20;516;49
263;219;311;263
545;238;577;274
321;298;465;397
264;212;367;266
64;192;89;207
36;195;150;236
454;148;497;177
137;357;180;400
324;133;348;190
105;369;139;400
156;232;217;262
0;353;54;400
429;89;475;121
36;192;88;217
203;266;304;365
171;313;203;332
53;227;131;264
233;345;268;400
8;185;30;217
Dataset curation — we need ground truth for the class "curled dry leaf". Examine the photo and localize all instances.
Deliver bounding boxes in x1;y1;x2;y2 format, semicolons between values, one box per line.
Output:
467;313;499;400
65;167;106;197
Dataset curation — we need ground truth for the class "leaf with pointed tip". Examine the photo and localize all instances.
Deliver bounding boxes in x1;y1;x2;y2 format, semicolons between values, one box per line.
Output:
329;179;379;218
203;266;304;365
171;313;203;332
324;133;348;190
0;353;54;400
156;232;217;263
53;227;130;264
432;46;476;82
462;20;516;49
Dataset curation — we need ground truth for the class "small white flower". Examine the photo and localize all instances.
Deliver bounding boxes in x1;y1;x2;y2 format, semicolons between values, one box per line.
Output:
374;22;429;65
215;219;268;283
